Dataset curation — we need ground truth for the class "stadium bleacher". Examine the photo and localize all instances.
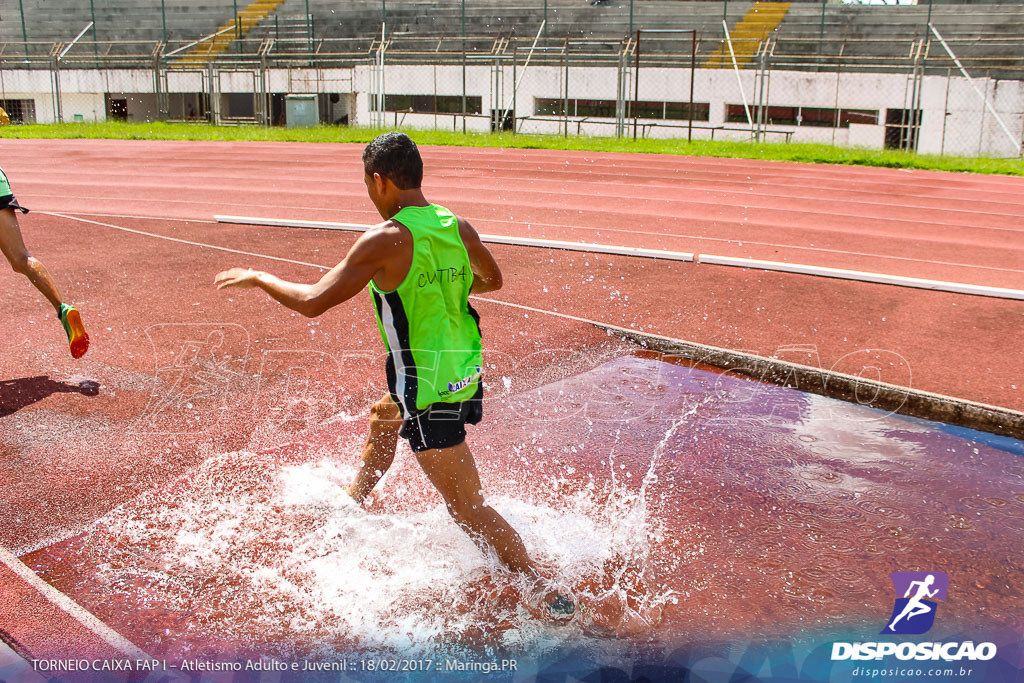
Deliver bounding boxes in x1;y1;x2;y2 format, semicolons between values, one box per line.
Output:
1;0;236;43
1;0;1021;76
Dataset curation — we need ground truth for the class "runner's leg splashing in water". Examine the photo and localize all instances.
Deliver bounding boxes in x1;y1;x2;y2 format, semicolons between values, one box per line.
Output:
347;393;576;620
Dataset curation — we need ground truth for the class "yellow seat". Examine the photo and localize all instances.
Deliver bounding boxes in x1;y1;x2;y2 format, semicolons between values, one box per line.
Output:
705;2;791;69
177;0;287;64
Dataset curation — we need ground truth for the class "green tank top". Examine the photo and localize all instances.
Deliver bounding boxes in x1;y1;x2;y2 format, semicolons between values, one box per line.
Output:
368;204;483;416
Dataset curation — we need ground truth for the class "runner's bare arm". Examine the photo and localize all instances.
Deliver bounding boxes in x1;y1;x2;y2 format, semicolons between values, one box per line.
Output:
457;217;502;294
214;226;392;317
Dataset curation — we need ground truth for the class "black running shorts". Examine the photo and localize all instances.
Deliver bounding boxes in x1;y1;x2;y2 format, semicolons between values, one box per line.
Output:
398;383;483;453
0;194;28;214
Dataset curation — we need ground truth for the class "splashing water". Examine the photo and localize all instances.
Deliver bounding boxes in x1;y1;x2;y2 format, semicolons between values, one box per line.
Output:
576;390;719;637
51;393;696;662
32;354;710;663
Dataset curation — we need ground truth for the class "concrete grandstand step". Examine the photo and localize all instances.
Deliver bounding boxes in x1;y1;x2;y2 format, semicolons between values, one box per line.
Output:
1;0;1019;75
1;0;239;43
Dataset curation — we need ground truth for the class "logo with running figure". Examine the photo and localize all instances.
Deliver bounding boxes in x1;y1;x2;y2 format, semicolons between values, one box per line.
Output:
881;571;949;635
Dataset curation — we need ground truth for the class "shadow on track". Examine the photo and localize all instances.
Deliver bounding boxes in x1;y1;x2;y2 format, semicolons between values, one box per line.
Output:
0;376;100;418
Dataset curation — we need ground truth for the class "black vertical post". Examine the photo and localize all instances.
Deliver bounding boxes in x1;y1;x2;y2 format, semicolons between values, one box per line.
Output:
818;0;826;57
90;0;98;61
308;0;313;54
461;0;467;133
18;0;29;58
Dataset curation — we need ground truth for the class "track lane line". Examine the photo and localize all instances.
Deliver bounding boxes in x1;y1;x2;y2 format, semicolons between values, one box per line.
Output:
36;213;1024;413
0;546;152;661
214;214;1022;275
8;139;1024;198
45;211;218;224
458;220;1023;275
16;170;1024;219
25;213;1024;433
25;185;1024;233
43;212;329;270
214;215;697;262
213;214;1024;300
213;212;1024;275
32;200;1024;274
43;211;1024;300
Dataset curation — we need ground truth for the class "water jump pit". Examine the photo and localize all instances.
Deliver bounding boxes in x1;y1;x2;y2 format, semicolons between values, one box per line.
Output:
12;351;1024;681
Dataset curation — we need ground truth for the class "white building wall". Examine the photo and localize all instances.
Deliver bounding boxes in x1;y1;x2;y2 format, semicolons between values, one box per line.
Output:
2;64;1021;157
166;70;206;92
980;78;1024;159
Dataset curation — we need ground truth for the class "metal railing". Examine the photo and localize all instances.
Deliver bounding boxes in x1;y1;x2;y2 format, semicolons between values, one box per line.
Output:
1;25;1022;158
1;27;1022;77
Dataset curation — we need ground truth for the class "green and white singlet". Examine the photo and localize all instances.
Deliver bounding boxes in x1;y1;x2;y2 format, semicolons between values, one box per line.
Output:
369;204;483;417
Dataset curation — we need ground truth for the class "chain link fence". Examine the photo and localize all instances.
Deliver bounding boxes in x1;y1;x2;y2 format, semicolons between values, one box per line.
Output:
1;1;1022;157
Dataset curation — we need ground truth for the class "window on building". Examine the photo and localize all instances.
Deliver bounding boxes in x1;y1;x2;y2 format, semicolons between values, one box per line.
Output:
107;98;128;120
384;94;482;115
574;99;618;118
535;98;566;116
662;102;711;121
0;99;36;124
841;109;879;126
726;104;878;128
535;98;709;121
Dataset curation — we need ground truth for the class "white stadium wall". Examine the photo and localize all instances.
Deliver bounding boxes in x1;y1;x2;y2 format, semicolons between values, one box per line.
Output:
4;63;1022;157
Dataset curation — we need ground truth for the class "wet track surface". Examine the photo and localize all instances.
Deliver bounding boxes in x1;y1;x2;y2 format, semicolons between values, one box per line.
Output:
23;355;1024;664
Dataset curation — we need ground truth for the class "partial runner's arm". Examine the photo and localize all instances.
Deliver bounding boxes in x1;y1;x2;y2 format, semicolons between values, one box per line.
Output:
215;224;393;317
457;217;502;294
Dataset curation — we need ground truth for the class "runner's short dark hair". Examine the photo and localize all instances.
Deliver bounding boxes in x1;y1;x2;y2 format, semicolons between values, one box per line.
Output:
363;132;423;189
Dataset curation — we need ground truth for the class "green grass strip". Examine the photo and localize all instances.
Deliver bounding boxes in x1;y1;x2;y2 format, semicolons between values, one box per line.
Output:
5;121;1023;176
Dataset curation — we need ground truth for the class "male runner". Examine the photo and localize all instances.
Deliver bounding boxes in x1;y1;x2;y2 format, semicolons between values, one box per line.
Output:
0;168;89;358
888;574;939;632
215;132;574;619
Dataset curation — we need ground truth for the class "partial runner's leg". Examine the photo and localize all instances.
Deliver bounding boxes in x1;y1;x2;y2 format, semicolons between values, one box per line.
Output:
0;208;63;312
0;208;88;358
905;603;932;620
415;440;535;575
889;602;918;630
346;394;403;504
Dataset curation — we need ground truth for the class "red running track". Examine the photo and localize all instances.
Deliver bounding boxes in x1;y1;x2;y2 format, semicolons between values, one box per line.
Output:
2;138;1021;411
4;139;1024;288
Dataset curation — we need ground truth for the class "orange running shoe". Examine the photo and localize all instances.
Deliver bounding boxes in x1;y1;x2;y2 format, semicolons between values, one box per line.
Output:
58;303;89;359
